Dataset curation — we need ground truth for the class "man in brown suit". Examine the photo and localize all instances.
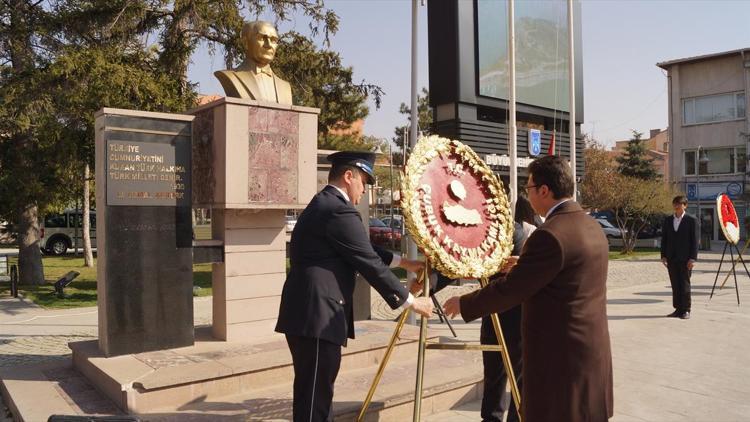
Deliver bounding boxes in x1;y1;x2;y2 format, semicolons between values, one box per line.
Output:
444;155;614;422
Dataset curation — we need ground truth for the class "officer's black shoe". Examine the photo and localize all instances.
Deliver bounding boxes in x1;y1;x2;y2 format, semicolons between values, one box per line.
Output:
666;310;680;318
680;311;690;320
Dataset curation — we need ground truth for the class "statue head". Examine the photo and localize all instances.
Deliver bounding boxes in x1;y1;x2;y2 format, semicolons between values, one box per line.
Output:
241;21;279;67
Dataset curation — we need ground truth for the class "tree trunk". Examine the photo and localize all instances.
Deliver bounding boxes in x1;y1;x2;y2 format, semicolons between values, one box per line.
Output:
83;163;94;267
624;233;636;254
17;203;44;285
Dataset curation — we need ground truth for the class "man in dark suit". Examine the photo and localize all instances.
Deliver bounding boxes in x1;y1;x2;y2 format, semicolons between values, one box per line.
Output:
661;195;698;320
444;155;614;422
275;151;434;422
479;195;537;422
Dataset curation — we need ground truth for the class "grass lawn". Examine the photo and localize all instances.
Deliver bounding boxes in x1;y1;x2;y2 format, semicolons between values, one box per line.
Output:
608;247;661;260
0;255;214;308
2;251;474;308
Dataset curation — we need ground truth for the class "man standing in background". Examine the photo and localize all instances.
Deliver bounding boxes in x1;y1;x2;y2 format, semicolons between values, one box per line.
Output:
661;195;698;320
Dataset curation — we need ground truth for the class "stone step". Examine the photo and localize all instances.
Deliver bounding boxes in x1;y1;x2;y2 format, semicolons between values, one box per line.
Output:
70;321;436;414
0;362;125;422
3;323;487;421
138;344;484;421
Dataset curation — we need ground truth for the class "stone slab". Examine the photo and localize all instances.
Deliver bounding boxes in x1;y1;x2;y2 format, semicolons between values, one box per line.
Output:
222;273;285;300
223;250;286;276
188;100;318;209
213;209;285;231
63;321;433;415
223;227;285;253
95;109;195;357
0;363;78;422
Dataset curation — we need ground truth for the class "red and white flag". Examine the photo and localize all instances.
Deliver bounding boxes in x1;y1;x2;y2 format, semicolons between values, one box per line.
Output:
547;133;556;156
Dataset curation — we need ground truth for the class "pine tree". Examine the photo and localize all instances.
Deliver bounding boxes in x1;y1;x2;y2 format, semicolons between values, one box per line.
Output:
616;130;659;180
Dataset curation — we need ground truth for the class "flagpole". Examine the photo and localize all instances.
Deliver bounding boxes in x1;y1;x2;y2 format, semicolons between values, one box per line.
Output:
407;0;420;325
508;0;517;216
568;0;576;200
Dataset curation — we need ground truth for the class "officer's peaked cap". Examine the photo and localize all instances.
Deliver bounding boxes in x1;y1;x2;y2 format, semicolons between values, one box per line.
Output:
327;151;376;185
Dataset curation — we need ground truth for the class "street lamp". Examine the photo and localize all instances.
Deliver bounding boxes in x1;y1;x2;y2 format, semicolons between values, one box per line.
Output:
696;146;710;250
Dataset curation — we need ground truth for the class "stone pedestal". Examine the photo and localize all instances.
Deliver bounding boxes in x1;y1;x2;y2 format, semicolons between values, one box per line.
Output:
189;97;319;340
94;108;195;357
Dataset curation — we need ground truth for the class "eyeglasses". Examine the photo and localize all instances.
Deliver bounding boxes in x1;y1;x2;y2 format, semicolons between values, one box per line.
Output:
523;184;541;193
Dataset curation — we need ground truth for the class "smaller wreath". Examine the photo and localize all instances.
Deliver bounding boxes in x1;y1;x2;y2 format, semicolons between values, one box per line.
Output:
716;193;740;245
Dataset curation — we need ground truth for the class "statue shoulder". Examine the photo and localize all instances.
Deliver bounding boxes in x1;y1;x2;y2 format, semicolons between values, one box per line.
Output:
214;69;237;81
274;75;293;105
275;74;290;87
214;70;243;98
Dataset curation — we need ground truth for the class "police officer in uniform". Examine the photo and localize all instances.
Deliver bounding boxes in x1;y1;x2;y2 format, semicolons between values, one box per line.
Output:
275;151;434;422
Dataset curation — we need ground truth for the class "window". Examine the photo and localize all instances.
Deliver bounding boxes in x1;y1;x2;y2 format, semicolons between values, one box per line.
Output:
685;151;696;175
44;214;67;228
683;92;745;125
68;212;96;229
684;146;746;175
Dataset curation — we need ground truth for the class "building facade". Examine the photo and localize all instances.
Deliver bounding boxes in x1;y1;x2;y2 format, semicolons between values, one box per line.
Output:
658;48;750;242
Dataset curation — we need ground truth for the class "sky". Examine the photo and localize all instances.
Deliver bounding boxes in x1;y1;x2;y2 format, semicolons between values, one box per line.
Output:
187;0;750;149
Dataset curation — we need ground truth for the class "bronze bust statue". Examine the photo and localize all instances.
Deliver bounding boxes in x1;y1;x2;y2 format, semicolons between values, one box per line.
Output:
214;21;293;105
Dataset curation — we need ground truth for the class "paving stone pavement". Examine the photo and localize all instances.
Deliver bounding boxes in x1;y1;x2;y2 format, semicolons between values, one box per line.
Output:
0;296;213;369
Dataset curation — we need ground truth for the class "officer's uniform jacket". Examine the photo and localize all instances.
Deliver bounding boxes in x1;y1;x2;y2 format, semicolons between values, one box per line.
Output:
275;185;409;346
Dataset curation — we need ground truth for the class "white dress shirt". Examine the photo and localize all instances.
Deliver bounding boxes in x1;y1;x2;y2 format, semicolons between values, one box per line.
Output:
253;64;277;102
673;213;684;232
544;198;572;220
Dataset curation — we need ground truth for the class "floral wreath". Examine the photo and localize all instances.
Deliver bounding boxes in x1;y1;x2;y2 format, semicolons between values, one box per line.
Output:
716;193;740;245
401;135;514;279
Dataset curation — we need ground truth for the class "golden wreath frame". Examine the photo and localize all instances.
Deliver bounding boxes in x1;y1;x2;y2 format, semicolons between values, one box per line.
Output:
401;135;514;279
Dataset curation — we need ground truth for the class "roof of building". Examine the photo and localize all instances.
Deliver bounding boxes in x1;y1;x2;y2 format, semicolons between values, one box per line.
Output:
657;47;750;69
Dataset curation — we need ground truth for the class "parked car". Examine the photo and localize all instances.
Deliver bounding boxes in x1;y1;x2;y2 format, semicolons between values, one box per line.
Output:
597;219;624;238
369;217;402;247
0;222;16;245
41;210;96;255
589;210;616;225
285;215;297;233
590;211;663;239
381;215;403;232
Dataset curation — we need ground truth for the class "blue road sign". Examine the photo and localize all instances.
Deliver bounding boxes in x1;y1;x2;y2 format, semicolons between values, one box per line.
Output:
528;129;541;156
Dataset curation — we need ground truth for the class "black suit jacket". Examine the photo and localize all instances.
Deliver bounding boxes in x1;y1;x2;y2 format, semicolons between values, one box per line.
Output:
660;213;698;262
275;186;409;346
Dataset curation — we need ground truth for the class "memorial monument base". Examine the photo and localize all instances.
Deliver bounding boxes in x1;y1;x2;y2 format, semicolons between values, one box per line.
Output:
210;208;287;341
67;322;483;420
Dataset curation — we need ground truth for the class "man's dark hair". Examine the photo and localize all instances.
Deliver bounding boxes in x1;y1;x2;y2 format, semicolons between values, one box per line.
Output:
515;194;537;226
672;195;688;205
528;155;574;199
328;164;359;183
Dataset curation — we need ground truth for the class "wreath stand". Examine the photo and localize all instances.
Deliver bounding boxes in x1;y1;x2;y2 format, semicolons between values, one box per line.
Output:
356;260;521;422
716;237;750;294
709;239;750;305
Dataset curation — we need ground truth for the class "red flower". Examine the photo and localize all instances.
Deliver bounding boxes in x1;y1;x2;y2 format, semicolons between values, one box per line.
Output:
720;195;738;227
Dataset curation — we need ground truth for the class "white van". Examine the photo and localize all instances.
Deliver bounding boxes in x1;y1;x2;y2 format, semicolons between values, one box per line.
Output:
41;210;97;255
